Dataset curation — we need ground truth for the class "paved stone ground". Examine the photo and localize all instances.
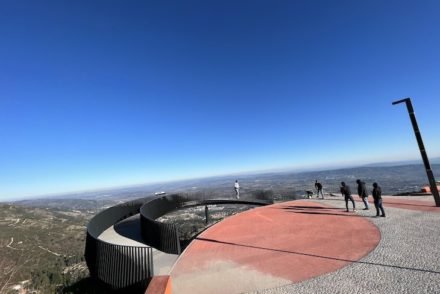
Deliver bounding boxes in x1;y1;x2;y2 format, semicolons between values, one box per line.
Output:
256;197;440;294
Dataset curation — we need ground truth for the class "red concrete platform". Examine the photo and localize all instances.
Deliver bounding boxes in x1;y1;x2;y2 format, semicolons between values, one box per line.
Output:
381;196;440;212
170;200;380;293
356;196;440;212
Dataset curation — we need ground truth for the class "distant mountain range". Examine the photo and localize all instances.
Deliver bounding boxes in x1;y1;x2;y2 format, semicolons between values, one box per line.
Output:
363;157;440;167
9;158;440;203
9;162;440;206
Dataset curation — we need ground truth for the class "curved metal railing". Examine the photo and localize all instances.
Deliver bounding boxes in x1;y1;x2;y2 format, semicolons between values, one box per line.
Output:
139;195;273;254
139;194;185;254
85;197;154;291
85;194;273;290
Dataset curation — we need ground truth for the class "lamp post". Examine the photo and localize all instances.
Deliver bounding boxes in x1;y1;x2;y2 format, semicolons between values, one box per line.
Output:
392;97;440;207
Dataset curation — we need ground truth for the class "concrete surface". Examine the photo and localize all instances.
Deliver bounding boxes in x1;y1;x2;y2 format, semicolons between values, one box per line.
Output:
170;201;381;294
170;196;440;294
257;196;440;294
97;195;440;293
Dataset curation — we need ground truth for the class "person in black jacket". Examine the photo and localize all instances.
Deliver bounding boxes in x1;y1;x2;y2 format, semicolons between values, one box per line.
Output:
340;182;356;212
372;182;386;217
356;179;369;210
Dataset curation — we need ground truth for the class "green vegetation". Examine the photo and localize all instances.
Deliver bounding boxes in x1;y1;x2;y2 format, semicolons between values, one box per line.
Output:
0;204;91;293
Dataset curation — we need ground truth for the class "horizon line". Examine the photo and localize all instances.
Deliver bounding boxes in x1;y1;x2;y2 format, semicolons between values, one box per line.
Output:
2;157;435;202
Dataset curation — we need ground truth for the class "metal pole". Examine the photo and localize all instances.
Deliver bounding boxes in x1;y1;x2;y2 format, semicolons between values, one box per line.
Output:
392;97;440;206
205;205;209;225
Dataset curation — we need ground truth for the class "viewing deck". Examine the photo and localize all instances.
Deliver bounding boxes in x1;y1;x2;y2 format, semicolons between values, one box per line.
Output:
169;195;440;293
93;195;440;293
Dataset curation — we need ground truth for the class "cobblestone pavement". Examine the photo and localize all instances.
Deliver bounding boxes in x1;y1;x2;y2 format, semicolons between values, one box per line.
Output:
256;197;440;294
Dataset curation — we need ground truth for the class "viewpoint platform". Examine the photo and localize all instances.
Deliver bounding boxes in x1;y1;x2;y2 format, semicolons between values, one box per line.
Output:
94;195;440;293
170;200;380;293
169;195;440;293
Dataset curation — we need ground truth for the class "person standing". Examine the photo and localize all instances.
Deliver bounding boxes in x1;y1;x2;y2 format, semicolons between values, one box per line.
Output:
356;179;369;210
234;180;240;199
315;180;324;199
341;182;356;212
372;182;386;217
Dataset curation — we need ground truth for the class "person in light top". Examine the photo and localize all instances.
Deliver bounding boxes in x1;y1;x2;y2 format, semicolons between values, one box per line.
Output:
234;180;240;199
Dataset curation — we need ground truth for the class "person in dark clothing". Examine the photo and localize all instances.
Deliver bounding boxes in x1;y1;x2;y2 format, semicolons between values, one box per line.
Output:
315;180;324;199
340;182;356;212
372;182;386;217
356;179;369;210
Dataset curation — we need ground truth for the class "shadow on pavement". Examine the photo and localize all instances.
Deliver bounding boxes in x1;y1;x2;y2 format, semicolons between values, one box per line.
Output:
279;206;358;217
280;206;342;210
195;237;440;275
285;211;358;217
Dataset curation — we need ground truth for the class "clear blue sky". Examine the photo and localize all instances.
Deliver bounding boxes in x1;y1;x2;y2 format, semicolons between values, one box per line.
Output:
1;1;440;200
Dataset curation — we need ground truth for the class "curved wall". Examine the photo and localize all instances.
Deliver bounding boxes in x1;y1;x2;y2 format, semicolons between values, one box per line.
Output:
85;194;273;291
140;194;186;254
85;197;154;291
139;195;273;254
